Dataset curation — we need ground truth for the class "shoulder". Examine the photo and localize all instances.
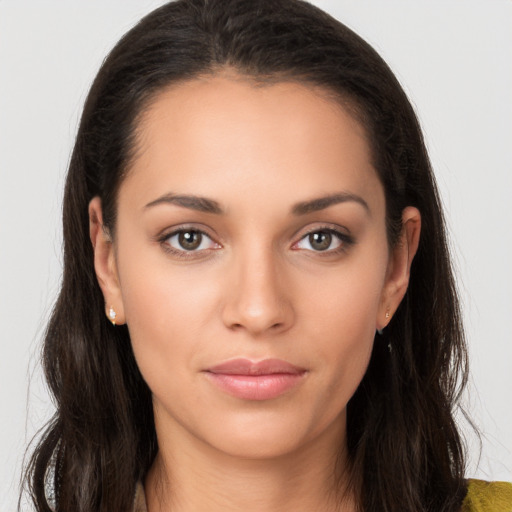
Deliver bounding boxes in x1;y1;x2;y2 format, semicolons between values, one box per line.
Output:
461;479;512;512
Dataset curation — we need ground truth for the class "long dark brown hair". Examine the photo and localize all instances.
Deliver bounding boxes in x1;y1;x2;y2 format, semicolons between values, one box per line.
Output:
24;1;469;511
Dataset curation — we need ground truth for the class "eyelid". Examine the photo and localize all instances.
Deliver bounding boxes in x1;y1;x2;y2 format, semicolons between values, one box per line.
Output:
156;224;222;257
168;230;218;250
156;223;218;242
154;222;354;258
291;225;355;253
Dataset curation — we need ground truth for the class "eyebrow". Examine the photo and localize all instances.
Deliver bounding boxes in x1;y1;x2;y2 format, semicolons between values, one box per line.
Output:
144;191;369;216
144;193;224;214
291;192;370;216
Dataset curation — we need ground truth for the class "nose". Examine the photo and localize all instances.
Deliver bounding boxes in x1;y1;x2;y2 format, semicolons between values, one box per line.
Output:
221;247;294;336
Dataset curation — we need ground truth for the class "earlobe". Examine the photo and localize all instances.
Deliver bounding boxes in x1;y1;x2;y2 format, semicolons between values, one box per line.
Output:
377;206;421;330
88;197;126;325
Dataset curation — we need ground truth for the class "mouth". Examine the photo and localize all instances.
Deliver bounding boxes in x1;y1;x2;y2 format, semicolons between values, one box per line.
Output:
203;358;307;401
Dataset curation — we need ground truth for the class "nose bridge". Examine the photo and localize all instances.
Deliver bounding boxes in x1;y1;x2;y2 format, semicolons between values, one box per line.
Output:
222;239;293;335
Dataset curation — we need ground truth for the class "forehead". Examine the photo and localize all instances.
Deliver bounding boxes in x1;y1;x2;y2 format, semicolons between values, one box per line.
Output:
122;75;382;214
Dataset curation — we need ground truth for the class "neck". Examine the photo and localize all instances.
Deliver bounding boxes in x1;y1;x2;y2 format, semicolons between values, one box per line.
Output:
145;417;357;512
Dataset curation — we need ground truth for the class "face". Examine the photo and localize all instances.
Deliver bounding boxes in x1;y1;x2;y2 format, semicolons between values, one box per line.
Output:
91;74;418;460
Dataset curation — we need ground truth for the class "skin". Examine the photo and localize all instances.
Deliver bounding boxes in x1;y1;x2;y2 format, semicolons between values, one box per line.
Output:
89;73;421;512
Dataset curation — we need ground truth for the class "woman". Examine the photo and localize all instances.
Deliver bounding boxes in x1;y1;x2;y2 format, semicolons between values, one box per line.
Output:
24;0;512;511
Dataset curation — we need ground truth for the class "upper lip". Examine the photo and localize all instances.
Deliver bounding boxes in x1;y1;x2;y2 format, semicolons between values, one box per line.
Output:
206;358;306;375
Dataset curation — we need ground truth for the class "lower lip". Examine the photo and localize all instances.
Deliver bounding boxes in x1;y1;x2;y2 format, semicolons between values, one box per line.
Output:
204;372;305;401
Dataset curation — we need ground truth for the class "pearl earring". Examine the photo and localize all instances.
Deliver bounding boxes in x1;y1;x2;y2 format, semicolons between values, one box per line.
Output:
108;306;117;325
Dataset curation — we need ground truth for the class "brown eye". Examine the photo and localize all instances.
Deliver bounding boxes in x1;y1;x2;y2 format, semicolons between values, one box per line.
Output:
308;231;332;251
164;229;219;253
294;228;348;253
178;230;202;250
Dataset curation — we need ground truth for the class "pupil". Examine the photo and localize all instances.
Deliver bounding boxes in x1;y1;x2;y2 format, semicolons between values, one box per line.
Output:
179;231;201;250
309;231;331;251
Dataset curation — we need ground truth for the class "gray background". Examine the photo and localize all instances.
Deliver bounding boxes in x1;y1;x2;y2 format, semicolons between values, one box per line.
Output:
1;1;511;510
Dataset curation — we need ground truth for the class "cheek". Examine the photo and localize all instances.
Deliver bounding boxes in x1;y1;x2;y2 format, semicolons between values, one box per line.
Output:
298;250;387;383
304;254;387;339
115;241;222;381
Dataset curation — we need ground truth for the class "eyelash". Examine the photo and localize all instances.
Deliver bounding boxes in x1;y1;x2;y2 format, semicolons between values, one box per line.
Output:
157;225;354;259
292;227;355;256
157;227;219;259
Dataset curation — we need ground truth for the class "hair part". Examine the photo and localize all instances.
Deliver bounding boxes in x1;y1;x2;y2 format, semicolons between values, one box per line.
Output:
24;1;469;511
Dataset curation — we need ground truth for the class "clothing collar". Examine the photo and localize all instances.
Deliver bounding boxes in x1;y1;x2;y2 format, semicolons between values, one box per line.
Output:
133;481;148;512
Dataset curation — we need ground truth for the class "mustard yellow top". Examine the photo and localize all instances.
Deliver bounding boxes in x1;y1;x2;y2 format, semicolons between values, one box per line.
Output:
461;479;512;512
133;478;512;511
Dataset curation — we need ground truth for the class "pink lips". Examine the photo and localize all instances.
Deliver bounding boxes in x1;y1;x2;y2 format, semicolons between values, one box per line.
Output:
204;358;306;401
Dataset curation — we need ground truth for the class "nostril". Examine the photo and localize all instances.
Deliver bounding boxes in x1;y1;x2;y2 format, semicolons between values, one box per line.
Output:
221;278;294;334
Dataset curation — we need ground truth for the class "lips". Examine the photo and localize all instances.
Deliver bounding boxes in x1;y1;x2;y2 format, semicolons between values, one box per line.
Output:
204;358;307;401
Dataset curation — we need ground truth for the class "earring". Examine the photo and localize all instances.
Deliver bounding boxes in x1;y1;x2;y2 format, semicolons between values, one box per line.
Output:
108;306;117;326
377;309;391;335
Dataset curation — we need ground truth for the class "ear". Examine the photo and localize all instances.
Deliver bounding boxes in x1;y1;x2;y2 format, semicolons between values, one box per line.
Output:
377;206;421;330
89;197;125;325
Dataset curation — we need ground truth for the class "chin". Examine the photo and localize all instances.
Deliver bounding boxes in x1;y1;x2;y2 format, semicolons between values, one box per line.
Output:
197;407;343;461
207;429;307;460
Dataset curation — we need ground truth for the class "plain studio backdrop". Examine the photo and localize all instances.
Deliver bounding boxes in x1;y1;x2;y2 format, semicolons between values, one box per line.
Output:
1;1;511;510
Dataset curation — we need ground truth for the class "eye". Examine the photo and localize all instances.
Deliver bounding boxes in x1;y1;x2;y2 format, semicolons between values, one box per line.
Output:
294;229;349;252
165;229;219;252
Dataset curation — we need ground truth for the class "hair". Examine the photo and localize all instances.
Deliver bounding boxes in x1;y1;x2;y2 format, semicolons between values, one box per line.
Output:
24;1;469;511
